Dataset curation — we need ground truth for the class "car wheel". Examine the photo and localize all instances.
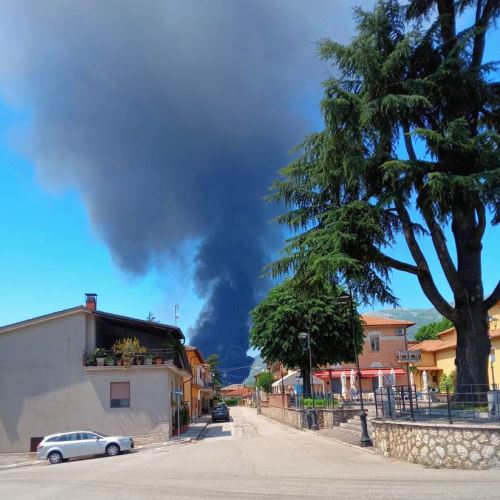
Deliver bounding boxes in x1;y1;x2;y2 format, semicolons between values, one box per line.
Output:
48;451;63;465
105;443;120;457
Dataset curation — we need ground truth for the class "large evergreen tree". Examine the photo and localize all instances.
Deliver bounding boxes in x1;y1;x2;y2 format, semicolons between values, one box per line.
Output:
269;0;499;393
250;279;363;397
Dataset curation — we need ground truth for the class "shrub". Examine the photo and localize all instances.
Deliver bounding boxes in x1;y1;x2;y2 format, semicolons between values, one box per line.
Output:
224;398;239;406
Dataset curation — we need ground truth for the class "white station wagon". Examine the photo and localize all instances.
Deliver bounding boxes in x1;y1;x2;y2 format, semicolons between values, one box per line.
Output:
37;431;134;464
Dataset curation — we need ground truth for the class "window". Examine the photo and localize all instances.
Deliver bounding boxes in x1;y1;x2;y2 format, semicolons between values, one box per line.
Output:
110;382;130;408
78;433;99;440
370;335;380;352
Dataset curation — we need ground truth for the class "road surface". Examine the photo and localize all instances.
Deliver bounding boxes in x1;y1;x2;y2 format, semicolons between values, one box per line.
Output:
1;407;498;499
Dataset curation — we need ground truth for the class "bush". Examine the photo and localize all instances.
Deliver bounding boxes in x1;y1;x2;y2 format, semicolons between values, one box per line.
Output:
439;373;456;393
224;398;239;406
302;398;337;408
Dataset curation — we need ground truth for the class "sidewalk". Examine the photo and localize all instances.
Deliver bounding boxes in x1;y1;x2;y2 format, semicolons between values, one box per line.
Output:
167;415;211;444
0;452;39;470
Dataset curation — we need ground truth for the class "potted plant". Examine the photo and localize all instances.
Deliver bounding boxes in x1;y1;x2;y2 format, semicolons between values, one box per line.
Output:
86;353;96;366
154;355;163;365
144;353;153;365
112;337;147;368
106;355;115;366
94;348;107;367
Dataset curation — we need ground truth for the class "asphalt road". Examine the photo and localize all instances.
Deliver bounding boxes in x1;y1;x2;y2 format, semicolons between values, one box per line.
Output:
1;407;499;499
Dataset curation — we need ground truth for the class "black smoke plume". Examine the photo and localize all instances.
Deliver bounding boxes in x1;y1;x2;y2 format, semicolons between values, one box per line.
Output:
0;0;362;381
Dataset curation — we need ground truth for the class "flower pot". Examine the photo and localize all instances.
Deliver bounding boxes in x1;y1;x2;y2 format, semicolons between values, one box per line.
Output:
155;358;163;365
117;358;124;366
96;358;106;367
136;357;143;365
145;358;153;365
106;358;115;366
123;357;133;367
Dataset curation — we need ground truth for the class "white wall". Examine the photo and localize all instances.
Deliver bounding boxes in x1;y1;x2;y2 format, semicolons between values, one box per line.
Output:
0;312;175;452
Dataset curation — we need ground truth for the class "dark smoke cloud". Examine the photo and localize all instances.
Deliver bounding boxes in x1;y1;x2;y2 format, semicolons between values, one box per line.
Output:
0;0;364;381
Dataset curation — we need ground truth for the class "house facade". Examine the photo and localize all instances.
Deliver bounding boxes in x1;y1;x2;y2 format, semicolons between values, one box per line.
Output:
0;294;191;452
409;301;500;390
315;315;415;394
184;346;213;419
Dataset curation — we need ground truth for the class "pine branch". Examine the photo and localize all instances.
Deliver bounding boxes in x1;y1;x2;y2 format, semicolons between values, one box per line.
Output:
379;253;419;275
396;200;458;320
403;124;418;162
472;203;487;247
420;206;464;296
471;0;498;69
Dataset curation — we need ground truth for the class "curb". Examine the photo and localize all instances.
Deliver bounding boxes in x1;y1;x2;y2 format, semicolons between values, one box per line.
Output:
0;460;40;471
306;429;375;455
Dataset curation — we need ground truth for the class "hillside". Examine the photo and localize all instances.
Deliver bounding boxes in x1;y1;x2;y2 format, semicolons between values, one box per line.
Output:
367;307;442;338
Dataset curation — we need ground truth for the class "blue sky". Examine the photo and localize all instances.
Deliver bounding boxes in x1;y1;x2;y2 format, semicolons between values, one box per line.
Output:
0;1;498;351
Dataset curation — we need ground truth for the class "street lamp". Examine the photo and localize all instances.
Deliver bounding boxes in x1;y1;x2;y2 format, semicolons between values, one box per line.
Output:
299;331;318;430
338;291;373;447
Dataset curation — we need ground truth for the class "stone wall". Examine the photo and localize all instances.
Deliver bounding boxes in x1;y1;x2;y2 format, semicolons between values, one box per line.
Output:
260;405;305;428
321;409;360;428
259;405;360;430
372;420;500;469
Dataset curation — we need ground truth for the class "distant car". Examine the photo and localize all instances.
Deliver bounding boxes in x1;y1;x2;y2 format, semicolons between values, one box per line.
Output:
37;431;134;464
212;403;230;423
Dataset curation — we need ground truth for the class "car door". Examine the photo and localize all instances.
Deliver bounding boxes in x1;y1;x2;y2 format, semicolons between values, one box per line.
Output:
58;433;80;459
78;433;103;456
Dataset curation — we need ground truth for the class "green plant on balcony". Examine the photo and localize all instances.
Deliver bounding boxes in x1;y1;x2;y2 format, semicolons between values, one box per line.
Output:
94;347;107;366
105;355;115;366
112;337;147;366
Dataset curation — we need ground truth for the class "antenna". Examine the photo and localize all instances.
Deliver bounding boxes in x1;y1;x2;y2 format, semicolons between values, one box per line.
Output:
174;304;180;327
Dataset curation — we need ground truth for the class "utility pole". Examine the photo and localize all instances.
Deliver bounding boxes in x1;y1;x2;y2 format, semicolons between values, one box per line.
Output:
174;304;180;327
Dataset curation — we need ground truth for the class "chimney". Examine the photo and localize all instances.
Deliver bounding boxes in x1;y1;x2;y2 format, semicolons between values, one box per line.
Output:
85;293;97;311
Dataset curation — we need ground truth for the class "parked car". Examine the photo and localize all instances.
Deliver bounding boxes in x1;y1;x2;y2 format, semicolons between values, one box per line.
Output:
212;403;230;422
37;431;134;464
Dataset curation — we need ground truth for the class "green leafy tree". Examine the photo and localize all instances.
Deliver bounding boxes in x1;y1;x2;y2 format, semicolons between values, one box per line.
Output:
415;317;454;341
207;353;223;400
255;371;274;393
250;279;363;397
268;1;499;393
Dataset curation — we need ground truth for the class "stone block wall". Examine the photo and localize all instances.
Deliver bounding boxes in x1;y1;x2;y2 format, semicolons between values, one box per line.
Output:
372;420;500;469
260;405;305;428
322;409;360;428
259;405;360;430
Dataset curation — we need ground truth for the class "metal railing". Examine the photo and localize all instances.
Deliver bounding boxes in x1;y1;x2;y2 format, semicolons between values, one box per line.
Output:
374;384;500;425
83;348;183;370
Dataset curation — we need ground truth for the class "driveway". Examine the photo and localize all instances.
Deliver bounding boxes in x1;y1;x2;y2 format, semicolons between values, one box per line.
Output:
1;407;499;499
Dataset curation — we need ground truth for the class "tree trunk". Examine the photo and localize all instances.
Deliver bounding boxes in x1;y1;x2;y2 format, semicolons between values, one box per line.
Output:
302;367;311;398
452;212;490;398
454;304;490;395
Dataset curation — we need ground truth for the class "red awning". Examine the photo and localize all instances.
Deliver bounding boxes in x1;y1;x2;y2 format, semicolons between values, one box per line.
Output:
315;368;406;380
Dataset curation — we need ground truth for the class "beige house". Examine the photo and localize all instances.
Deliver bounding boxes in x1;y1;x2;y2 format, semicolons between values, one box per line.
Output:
0;294;191;452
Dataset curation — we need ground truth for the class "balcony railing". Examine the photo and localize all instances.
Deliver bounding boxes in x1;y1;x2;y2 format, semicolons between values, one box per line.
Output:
397;350;422;363
83;348;184;370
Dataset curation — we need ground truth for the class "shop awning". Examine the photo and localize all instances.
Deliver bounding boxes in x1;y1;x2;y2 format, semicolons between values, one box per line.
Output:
315;368;406;380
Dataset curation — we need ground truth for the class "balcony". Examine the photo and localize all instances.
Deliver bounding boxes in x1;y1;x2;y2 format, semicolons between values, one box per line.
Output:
83;348;185;373
397;350;422;363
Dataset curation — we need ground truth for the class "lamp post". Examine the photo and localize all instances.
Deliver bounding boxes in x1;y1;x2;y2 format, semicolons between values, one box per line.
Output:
338;291;373;447
299;331;318;430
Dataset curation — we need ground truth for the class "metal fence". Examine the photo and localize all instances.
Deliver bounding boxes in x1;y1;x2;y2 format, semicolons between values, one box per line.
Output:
375;384;500;425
